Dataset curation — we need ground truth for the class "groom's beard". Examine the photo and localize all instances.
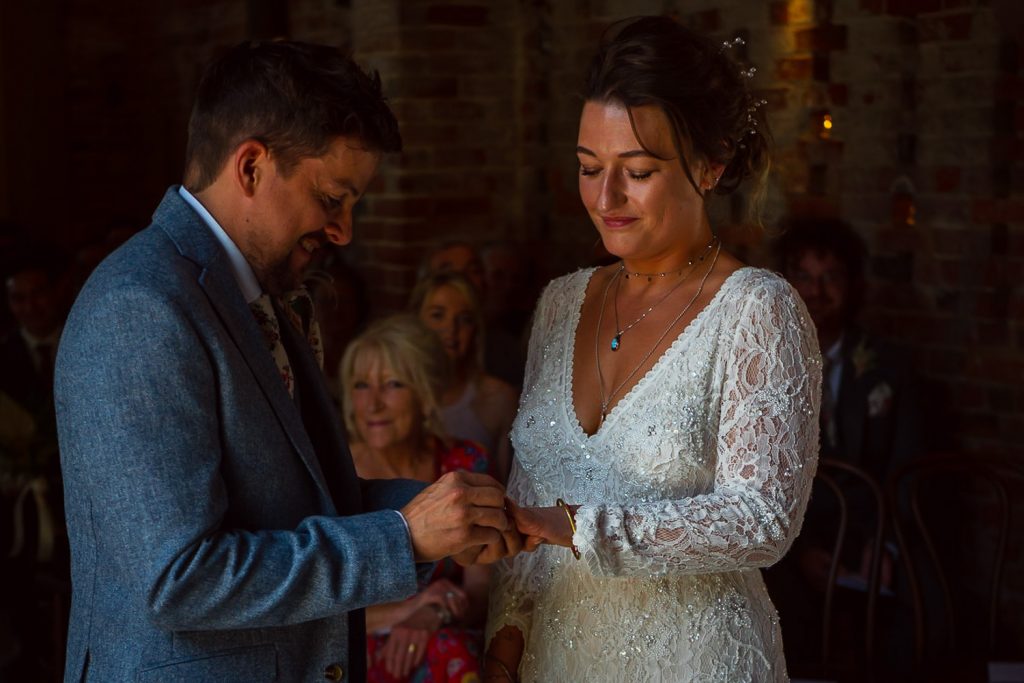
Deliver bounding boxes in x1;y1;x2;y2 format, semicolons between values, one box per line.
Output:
244;237;305;297
255;256;300;297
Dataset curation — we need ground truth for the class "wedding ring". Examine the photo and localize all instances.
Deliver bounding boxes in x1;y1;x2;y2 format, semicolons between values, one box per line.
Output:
407;643;417;654
445;591;455;600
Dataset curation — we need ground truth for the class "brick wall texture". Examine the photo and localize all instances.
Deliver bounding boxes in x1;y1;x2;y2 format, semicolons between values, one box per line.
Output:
347;0;1024;465
1;0;1022;651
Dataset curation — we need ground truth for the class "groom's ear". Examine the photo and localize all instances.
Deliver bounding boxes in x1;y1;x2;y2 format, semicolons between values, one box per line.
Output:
232;139;272;199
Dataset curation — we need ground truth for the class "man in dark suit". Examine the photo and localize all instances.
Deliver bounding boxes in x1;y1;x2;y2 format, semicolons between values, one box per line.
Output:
1;249;67;433
767;217;923;676
55;41;519;682
1;246;69;558
0;247;70;681
778;219;922;484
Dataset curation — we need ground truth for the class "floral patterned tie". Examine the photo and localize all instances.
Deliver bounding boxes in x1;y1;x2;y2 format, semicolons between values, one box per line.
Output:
281;287;324;371
249;293;297;396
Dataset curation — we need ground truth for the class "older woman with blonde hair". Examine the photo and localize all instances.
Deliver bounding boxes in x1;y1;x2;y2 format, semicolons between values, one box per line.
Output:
340;314;493;682
410;272;518;482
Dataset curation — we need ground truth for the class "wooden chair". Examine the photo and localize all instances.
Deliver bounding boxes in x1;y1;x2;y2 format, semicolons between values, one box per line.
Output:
888;455;1024;682
790;458;886;683
1;474;69;682
818;459;886;671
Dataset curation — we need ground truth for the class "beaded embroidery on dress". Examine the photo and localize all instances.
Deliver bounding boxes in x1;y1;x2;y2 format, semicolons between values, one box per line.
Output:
486;266;822;683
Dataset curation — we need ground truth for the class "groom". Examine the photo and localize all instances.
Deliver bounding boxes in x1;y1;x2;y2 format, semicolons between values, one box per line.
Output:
55;41;519;682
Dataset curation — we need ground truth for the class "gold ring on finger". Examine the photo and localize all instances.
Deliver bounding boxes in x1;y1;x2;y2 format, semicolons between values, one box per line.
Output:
407;643;417;654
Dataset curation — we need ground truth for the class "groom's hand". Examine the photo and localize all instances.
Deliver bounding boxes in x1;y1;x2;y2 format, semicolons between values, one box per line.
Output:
401;471;519;563
452;519;524;566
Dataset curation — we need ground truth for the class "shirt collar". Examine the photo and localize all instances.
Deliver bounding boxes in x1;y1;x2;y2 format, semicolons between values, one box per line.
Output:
178;186;262;304
20;326;62;349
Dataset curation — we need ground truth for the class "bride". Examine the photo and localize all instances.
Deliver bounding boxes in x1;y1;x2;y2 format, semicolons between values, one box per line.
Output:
484;16;821;682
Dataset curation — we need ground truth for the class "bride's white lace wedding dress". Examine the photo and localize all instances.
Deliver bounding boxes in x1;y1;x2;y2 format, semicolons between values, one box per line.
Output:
487;267;821;682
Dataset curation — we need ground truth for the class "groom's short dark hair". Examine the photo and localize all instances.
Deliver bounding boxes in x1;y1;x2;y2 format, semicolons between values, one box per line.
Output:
183;40;402;192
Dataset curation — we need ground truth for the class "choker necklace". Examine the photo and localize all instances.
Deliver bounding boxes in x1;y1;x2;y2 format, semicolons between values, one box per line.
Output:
610;236;718;352
595;241;722;425
623;237;717;281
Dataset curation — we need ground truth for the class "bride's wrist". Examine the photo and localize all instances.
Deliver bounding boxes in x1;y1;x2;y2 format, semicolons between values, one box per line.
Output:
555;499;581;559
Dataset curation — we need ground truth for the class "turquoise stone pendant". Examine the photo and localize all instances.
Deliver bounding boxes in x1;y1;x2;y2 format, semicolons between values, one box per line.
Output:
611;334;621;351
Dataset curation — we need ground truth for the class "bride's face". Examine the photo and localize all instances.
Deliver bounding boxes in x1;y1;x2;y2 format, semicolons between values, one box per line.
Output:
576;101;710;263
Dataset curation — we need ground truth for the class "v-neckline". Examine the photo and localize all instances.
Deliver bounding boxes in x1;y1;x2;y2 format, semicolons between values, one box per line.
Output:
566;266;750;440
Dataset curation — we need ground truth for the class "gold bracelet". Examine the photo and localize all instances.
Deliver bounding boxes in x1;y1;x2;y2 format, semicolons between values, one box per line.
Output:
485;654;518;682
556;498;581;560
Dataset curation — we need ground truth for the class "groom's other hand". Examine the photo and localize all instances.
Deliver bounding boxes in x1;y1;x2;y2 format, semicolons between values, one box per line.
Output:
401;471;518;563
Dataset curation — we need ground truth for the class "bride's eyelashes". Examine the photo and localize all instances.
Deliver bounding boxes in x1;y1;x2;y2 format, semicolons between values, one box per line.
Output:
578;165;655;181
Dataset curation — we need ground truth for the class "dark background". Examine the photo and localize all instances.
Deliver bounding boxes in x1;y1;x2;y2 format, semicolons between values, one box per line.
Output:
1;0;1022;679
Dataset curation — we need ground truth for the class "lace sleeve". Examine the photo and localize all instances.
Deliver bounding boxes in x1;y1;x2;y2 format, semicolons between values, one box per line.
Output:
572;277;822;578
484;280;562;650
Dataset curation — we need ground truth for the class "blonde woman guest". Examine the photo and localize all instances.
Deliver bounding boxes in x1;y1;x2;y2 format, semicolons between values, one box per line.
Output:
411;272;517;482
341;314;493;683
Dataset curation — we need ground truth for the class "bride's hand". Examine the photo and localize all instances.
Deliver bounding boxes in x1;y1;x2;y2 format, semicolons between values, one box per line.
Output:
507;500;576;550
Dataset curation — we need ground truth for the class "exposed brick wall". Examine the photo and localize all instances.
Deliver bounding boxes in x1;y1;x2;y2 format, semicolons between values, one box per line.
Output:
349;0;534;310
0;0;1021;662
502;0;1023;645
501;0;1021;463
4;0;1018;459
2;2;1017;464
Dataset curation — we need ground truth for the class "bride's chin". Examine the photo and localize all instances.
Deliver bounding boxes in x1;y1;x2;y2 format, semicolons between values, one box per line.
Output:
594;234;632;260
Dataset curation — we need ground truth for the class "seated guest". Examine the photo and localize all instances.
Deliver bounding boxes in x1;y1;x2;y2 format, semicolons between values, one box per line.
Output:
410;272;517;481
1;243;71;681
778;218;923;476
480;241;536;388
766;217;923;676
420;240;486;293
1;243;70;540
340;314;491;682
420;240;526;389
2;246;69;433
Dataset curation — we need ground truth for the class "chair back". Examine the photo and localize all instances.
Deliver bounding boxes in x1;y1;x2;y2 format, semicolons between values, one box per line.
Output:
817;458;886;674
888;455;1022;676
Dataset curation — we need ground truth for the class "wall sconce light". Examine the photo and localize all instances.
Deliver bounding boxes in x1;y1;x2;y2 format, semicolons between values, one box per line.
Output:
820;113;833;139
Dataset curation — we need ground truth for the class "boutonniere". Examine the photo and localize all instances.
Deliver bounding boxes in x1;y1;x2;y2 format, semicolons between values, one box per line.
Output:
851;338;877;379
867;382;894;417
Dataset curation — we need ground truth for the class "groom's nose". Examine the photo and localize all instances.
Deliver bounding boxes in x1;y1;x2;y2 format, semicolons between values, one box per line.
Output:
324;210;352;246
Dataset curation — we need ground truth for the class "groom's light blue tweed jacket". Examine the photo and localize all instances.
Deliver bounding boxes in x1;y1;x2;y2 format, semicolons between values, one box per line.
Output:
56;187;424;682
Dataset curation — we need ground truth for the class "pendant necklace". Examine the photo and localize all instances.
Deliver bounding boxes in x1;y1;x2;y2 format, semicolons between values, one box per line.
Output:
595;241;722;425
610;236;718;352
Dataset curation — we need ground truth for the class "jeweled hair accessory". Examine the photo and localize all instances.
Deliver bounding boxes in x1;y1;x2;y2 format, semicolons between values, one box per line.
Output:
720;36;745;52
739;98;769;149
719;35;766;150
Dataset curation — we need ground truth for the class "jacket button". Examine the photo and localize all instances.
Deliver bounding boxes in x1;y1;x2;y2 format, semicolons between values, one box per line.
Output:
324;663;344;680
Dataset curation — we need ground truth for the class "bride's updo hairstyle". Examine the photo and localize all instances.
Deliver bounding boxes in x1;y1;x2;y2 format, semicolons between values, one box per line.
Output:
584;16;772;219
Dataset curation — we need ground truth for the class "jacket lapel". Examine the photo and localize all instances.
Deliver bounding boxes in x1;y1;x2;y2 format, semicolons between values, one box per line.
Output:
838;333;866;465
152;187;337;511
276;303;363;515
